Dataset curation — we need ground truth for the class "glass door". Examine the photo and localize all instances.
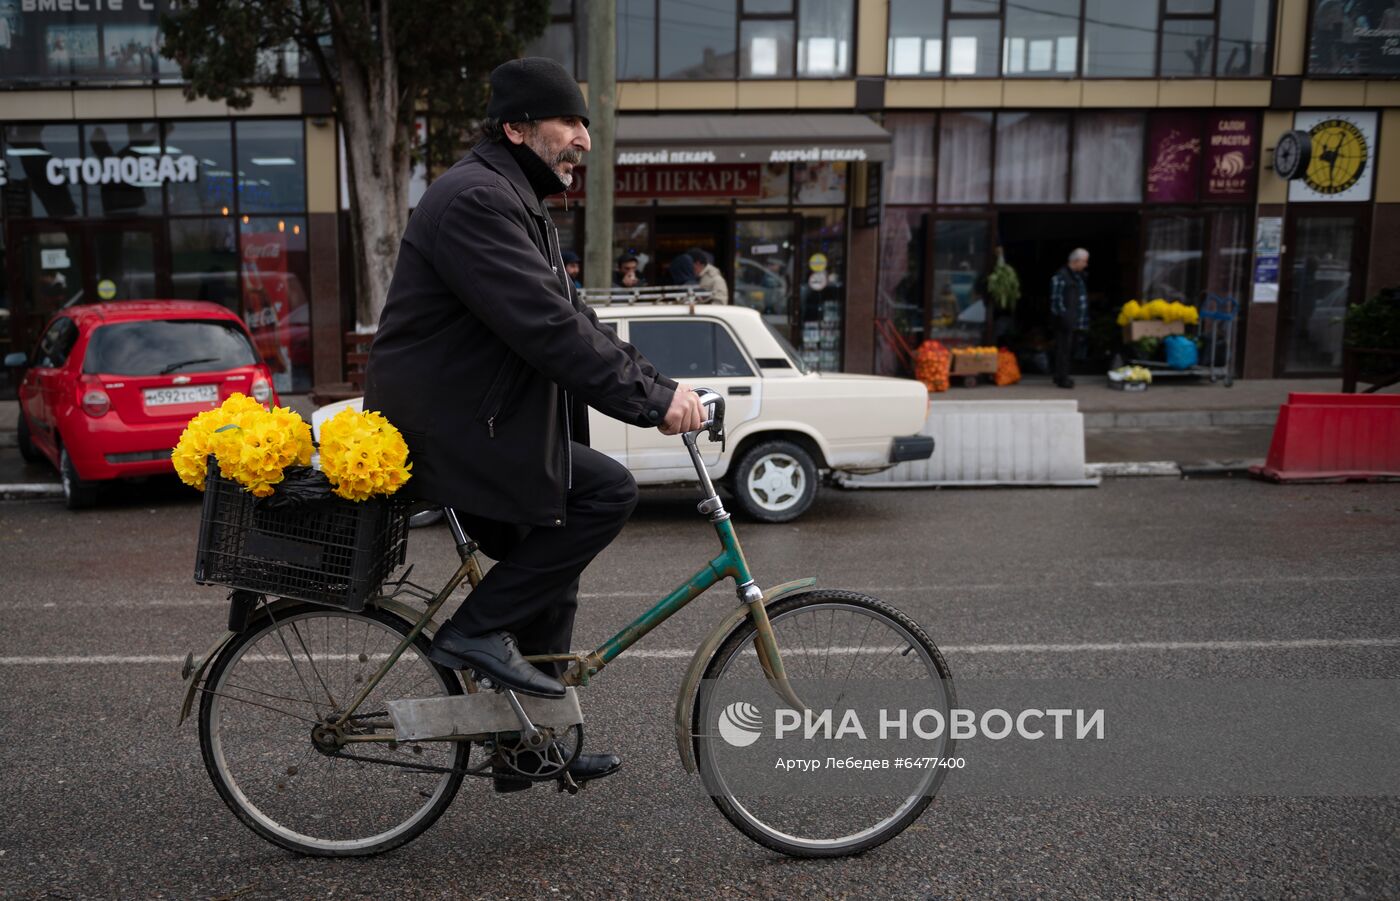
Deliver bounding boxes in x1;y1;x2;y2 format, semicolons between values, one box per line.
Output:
84;220;163;302
929;216;993;346
6;223;85;356
1279;208;1367;375
734;216;800;344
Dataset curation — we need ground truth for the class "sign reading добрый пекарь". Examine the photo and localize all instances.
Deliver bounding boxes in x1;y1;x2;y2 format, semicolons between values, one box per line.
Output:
41;154;199;188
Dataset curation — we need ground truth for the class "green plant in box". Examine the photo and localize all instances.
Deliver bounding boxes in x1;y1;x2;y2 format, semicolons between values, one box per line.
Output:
1345;289;1400;350
1132;336;1163;361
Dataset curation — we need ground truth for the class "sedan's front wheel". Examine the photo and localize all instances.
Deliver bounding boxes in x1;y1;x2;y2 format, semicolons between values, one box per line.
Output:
728;439;818;523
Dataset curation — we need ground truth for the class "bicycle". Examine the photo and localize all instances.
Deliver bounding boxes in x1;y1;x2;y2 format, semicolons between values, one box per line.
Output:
179;389;956;859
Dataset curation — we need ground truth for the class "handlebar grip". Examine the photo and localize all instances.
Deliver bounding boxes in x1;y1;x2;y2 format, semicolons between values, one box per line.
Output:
690;386;725;442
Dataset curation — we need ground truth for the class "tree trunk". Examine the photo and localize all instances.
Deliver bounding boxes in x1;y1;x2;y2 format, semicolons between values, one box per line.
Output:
333;16;411;330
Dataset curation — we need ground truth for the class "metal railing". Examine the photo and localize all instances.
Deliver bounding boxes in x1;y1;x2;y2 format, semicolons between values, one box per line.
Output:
578;286;715;306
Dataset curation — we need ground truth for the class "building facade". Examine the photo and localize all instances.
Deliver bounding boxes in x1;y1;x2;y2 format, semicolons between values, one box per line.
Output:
1;0;1396;389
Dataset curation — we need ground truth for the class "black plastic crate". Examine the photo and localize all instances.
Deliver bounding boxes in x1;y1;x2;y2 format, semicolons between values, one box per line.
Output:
194;464;409;611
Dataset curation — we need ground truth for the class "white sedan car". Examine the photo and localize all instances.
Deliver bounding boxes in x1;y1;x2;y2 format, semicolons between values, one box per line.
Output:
314;303;932;522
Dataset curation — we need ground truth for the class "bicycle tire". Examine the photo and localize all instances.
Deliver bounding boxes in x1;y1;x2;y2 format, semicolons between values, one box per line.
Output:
198;603;468;857
693;589;956;859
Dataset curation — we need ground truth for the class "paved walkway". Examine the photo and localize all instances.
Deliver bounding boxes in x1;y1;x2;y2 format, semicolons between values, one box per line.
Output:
948;375;1341;414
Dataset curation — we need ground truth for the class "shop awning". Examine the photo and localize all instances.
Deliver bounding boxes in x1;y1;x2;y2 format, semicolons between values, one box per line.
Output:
614;114;891;166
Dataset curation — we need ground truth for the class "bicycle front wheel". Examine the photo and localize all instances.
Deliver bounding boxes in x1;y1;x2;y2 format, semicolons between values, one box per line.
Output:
198;604;469;857
693;590;956;858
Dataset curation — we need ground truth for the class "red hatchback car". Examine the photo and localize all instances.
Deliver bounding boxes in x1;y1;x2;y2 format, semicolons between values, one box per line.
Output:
7;301;280;509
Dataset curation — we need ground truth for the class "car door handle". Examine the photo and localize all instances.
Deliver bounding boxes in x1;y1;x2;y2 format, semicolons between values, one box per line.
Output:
727;386;751;396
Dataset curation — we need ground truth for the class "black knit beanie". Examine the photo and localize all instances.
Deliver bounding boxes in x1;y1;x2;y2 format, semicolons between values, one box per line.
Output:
487;57;590;127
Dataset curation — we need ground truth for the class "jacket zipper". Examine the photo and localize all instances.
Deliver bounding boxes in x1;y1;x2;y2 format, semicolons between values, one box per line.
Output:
546;218;575;492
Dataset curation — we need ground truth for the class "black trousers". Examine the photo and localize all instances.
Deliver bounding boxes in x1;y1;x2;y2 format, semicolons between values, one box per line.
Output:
1054;322;1077;384
449;442;638;676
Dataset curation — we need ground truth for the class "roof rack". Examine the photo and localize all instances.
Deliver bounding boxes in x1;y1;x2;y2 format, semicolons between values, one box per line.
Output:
579;286;715;306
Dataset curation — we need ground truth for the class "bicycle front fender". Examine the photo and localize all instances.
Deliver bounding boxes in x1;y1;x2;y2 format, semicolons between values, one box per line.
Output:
175;595;445;726
673;577;816;775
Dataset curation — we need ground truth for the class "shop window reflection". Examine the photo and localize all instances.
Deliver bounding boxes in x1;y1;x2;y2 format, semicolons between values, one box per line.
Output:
3;124;82;218
877;207;928;372
170;218;238;310
240;216;311;393
235;120;306;214
1141;214;1203;304
166;121;234;216
659;0;737;78
799;211;845;371
84;121;160;217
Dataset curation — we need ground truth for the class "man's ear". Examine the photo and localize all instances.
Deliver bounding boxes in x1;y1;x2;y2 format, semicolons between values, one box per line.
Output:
501;121;530;146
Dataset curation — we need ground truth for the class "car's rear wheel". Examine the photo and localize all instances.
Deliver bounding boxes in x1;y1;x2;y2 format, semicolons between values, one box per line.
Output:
16;412;42;465
728;439;818;523
60;447;99;510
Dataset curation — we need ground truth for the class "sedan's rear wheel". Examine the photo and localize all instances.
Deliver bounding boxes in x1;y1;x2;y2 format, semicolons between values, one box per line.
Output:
60;447;99;510
728;440;818;523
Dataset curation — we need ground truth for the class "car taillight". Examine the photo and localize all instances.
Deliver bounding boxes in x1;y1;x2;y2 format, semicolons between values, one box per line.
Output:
251;376;272;405
81;387;111;417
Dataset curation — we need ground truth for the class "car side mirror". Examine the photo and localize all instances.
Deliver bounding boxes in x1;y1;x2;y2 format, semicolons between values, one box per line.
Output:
3;352;28;368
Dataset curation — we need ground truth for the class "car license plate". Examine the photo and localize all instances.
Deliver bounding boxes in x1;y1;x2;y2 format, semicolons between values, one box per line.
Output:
144;384;218;407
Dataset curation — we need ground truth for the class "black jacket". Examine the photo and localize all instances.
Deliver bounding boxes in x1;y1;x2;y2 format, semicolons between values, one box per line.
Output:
363;140;677;527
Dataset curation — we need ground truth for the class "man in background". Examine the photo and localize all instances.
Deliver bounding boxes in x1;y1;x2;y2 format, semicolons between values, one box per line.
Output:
614;253;645;288
687;247;729;304
1049;248;1090;389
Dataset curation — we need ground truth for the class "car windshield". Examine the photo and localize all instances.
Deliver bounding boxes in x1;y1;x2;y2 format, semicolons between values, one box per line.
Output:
760;319;810;375
83;319;259;376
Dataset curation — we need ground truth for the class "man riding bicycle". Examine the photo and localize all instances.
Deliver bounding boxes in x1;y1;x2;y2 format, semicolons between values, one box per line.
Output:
363;58;705;792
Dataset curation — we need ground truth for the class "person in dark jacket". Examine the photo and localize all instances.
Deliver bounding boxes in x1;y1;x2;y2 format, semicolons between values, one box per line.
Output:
668;252;698;286
1049;248;1090;388
363;57;704;791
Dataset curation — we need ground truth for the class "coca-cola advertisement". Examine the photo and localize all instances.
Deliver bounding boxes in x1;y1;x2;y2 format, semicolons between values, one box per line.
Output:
241;227;309;393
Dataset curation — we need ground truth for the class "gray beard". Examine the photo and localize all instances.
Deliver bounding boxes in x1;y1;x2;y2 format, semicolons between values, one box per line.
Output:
526;133;580;190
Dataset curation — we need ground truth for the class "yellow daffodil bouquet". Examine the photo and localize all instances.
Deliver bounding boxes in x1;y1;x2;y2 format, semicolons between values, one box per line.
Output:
316;407;413;502
172;394;410;503
1116;298;1201;327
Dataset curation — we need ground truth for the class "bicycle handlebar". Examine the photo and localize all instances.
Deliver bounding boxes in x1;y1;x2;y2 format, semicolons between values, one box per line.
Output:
689;387;725;444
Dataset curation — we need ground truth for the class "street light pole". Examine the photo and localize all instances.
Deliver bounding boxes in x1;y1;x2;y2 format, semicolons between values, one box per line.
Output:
584;0;616;291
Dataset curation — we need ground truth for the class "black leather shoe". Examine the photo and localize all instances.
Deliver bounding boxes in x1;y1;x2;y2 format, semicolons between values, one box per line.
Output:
492;746;622;793
427;624;566;699
1056;377;1076;389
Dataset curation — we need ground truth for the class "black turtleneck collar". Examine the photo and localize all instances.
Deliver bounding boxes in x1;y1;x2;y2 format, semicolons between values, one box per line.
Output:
505;140;568;202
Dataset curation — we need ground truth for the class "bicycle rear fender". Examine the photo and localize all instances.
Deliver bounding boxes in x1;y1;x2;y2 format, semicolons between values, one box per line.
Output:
673;577;816;774
176;596;446;726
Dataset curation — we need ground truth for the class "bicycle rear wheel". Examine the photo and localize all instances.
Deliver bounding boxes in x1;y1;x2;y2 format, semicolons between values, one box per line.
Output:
198;604;469;856
693;590;956;858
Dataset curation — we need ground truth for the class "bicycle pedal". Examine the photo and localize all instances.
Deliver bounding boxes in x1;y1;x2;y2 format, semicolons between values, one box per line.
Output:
558;772;582;795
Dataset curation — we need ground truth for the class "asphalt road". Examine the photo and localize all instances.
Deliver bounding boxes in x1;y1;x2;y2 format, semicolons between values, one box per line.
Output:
2;477;1398;900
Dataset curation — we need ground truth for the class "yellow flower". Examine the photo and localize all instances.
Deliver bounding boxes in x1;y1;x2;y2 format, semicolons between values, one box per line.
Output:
318;406;413;501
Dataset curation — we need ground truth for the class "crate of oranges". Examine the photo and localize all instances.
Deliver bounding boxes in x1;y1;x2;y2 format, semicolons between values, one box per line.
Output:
949;346;999;376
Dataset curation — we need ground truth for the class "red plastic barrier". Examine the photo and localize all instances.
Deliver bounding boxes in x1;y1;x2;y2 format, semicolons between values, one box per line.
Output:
1250;392;1400;482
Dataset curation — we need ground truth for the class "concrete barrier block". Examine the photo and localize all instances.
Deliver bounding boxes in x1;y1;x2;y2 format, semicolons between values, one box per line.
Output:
839;399;1096;488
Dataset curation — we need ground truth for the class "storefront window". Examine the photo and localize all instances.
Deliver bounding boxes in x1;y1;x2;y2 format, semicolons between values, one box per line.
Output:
799;210;845;371
1141;214;1203;303
613;220;653;284
947;18;1001;76
994;112;1069;204
734;218;798;337
929;219;989;344
3;124;83;218
885;114;935;205
793;162;847;205
1217;0;1271;76
1071;113;1144;204
1309;0;1400;76
532;21;577;76
877;207;929;360
887;0;943;75
741;19;796;77
1083;0;1159;77
1206;208;1250;303
937;112;992;203
235;120;306;214
170;217;238;308
83;121;161;217
1003;0;1079;77
1286;213;1356;373
659;0;737;78
165;121;234;216
796;0;853;76
239;216;311;392
617;0;658;78
1159;17;1215;77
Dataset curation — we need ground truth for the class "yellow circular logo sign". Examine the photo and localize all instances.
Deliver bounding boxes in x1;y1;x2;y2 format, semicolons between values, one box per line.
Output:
97;279;117;300
1304;118;1368;195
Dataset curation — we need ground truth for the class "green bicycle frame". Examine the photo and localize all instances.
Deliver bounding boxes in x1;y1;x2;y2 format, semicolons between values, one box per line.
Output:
325;388;805;727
